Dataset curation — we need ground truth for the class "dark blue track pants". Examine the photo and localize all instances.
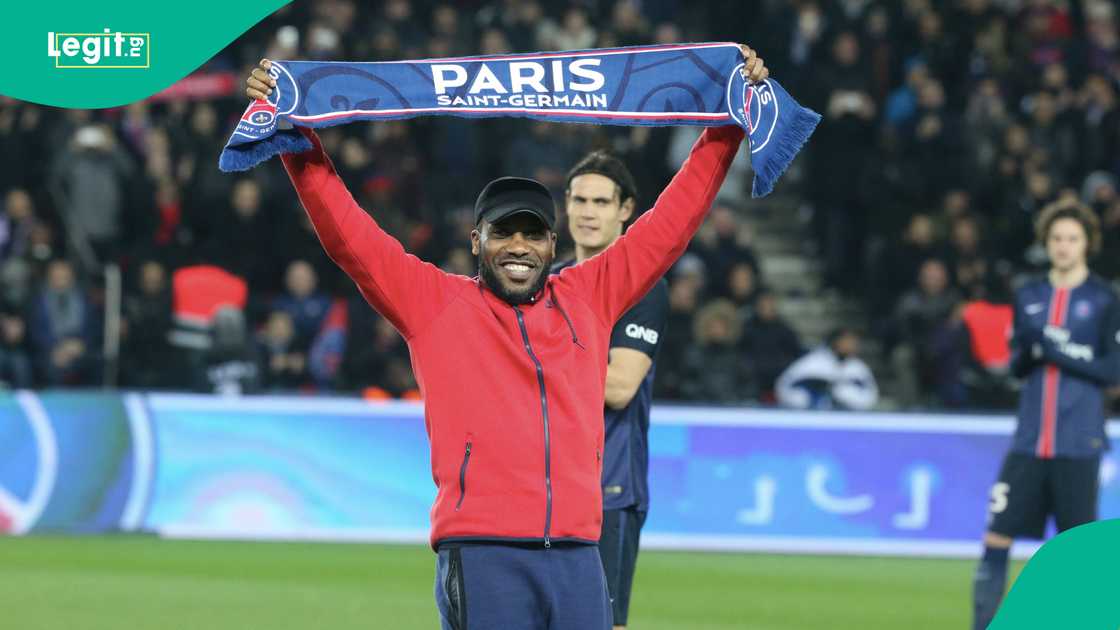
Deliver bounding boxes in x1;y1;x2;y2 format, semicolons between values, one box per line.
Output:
434;543;612;630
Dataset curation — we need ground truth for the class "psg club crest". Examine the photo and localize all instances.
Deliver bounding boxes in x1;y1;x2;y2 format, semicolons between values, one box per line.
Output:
241;100;277;127
231;99;279;143
728;72;780;156
228;62;297;145
744;81;779;155
1074;300;1092;319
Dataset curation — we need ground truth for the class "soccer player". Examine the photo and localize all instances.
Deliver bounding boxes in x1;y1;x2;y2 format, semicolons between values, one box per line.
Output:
553;152;667;629
247;47;768;630
971;200;1120;630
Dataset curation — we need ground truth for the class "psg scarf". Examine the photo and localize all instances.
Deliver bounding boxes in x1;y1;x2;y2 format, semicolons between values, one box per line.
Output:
219;42;820;197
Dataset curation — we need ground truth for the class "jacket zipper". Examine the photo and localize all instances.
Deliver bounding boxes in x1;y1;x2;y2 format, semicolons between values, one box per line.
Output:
513;306;552;548
455;435;473;511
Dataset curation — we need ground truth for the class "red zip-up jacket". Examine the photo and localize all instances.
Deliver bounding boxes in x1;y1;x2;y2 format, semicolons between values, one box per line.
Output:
281;125;744;549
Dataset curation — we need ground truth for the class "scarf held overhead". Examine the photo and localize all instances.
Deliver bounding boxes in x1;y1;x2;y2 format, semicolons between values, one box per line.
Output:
219;42;820;197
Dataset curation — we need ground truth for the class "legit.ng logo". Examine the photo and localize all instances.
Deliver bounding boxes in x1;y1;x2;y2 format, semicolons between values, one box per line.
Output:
47;29;150;68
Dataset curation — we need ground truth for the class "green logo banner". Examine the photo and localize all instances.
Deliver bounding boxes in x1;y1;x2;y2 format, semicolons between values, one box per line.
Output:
992;519;1120;629
0;0;290;108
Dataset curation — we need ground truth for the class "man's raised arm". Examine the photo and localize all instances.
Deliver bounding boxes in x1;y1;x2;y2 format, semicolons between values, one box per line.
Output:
560;124;745;325
250;61;461;339
557;45;763;325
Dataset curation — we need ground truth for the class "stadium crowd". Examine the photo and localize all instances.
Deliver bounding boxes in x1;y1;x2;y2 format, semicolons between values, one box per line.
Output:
0;0;1118;410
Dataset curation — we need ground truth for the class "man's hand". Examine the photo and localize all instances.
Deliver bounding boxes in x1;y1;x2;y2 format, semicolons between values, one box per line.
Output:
739;45;769;83
246;58;276;101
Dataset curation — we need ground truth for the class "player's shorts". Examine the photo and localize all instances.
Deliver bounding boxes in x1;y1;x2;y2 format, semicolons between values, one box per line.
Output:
986;452;1100;539
599;507;647;626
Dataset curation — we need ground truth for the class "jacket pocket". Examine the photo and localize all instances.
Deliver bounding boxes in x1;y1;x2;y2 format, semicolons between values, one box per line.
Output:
455;433;473;511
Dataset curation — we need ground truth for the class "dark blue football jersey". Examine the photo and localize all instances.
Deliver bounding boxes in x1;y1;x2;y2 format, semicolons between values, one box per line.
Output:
1009;275;1120;458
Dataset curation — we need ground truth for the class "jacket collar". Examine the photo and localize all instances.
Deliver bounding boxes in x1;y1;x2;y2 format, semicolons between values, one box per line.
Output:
474;276;549;308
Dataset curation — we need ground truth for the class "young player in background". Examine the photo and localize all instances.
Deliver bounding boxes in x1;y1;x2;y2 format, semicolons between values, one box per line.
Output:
553;152;667;629
972;200;1120;629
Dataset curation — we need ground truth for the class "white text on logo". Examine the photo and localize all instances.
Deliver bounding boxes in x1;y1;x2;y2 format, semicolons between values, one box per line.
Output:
625;324;659;345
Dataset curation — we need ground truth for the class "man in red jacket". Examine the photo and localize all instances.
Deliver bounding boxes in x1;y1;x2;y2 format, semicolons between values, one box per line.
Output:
247;47;767;629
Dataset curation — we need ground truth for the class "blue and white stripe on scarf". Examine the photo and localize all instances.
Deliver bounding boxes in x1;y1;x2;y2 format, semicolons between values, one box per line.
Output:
219;42;820;197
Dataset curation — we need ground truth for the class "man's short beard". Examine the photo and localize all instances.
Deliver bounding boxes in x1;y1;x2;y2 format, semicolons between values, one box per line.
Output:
479;257;549;305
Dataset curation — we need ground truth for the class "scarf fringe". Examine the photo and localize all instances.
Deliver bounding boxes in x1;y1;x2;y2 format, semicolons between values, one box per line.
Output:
751;105;821;198
218;129;313;173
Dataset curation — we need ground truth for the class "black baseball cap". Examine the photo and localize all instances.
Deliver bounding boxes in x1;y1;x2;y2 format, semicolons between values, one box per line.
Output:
474;176;556;230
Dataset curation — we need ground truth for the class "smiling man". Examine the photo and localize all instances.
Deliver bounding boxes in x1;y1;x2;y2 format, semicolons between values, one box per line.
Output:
248;46;768;630
473;176;558;303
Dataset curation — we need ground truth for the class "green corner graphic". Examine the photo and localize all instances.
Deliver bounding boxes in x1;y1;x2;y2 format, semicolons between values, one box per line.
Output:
1;0;291;108
991;519;1120;629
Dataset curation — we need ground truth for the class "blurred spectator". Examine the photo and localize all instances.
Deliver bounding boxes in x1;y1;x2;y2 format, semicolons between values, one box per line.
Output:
1077;75;1119;175
951;279;1017;409
0;189;43;315
873;213;942;314
430;4;472;55
890;258;962;408
808;30;877;292
479;28;512;56
0;258;34;315
1083;1;1119;79
964;78;1012;177
551;6;596;51
0;308;32;388
739;289;803;401
725;260;760;312
1087;172;1120;278
380;0;425;56
442;247;475;276
504;122;580;191
946;214;992;294
168;264;249;353
667;125;753;206
0;188;36;264
258;310;309;391
885;60;930;129
48;124;137;268
784;2;827;84
273;210;347;295
610;0;650;47
654;256;705;400
208;179;277;292
900;77;967;200
30;259;99;385
678;299;755;403
199;307;259;395
338;310;411;395
272;260;332;345
691;203;759;297
307;299;347;390
121;260;175;389
776;328;878;411
1024;88;1080;183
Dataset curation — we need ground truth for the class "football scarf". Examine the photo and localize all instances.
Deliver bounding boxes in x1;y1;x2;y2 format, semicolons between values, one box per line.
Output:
219;42;820;197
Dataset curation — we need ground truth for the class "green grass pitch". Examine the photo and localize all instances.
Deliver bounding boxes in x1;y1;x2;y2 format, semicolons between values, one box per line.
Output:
0;536;1021;629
